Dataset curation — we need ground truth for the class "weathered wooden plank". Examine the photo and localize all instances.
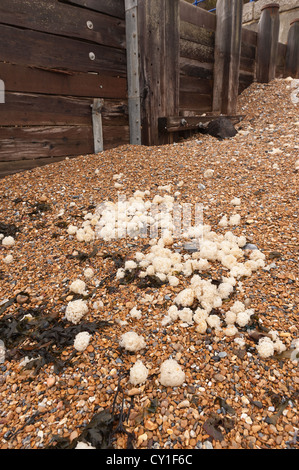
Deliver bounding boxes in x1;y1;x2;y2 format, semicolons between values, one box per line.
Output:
0;24;127;76
0;155;77;179
239;56;256;74
0;126;94;161
180;76;212;95
241;27;258;47
276;42;287;78
212;0;243;115
0;0;126;49
180;39;214;63
102;125;130;149
125;0;142;145
62;0;125;19
241;42;256;60
92;99;104;153
159;114;244;133
256;4;280;83
138;0;180;145
180;21;215;47
180;0;216;31
239;72;255;93
285;20;299;79
0;93;93;126
180;57;214;79
179;92;212;112
0;63;127;99
101;99;129;124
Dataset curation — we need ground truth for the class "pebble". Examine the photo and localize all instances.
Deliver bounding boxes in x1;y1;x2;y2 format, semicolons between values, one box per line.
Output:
46;377;56;388
0;79;298;451
213;373;226;382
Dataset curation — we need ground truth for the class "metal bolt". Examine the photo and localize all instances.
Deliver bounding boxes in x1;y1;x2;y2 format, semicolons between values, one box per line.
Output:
89;52;96;61
87;21;94;30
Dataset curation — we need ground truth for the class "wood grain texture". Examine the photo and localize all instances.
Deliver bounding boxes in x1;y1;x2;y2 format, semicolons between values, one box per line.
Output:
212;0;243;115
0;63;127;99
0;126;94;161
180;57;214;79
180;21;215;47
138;0;180;145
285;22;298;78
0;93;93;126
0;24;127;76
62;0;125;19
0;0;126;49
180;39;215;63
179;92;212;112
0;155;77;179
256;5;280;83
180;1;216;31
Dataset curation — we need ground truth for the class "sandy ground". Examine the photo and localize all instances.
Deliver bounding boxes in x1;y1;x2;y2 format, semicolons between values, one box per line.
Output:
0;78;298;450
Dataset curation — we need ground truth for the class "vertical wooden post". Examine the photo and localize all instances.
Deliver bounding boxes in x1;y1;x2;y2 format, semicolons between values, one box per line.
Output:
137;0;180;146
92;98;104;153
256;4;280;83
285;19;299;79
125;0;142;145
212;0;243;115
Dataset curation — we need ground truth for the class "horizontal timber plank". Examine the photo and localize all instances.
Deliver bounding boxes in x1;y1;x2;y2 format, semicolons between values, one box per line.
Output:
180;39;214;63
0;63;127;99
241;42;256;60
180;21;214;47
0;93;93;126
63;0;125;19
0;24;127;76
241;27;258;47
0;126;94;161
180;57;214;79
240;56;256;74
159;114;244;133
0;155;78;179
102;99;129;127
180;76;212;95
179;92;212;112
102;125;130;149
180;1;216;31
0;0;126;49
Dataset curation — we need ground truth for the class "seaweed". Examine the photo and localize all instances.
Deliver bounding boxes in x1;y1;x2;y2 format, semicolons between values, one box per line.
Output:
47;373;135;449
214;396;236;416
67;246;99;262
0;302;112;373
28;202;52;216
202;412;235;441
102;252;125;269
0;221;20;237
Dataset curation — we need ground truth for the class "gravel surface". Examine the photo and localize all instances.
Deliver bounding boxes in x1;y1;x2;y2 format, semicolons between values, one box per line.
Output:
0;78;298;450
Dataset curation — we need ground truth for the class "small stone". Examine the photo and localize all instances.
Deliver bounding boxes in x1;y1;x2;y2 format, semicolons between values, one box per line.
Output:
137;433;148;445
213;373;226;382
178;400;190;409
47;377;56;388
252;425;262;433
218;352;227;358
16;294;29;305
127;388;142;396
70;430;79;442
144;420;158;431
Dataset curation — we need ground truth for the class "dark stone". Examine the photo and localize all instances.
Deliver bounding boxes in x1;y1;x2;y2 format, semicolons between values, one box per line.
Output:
206;117;237;140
